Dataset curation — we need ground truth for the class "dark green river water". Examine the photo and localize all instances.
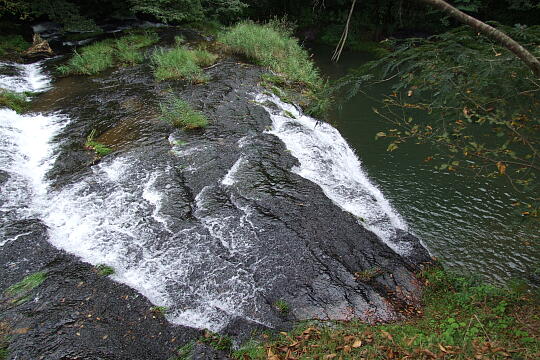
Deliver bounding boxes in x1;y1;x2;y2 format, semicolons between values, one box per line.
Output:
313;46;539;284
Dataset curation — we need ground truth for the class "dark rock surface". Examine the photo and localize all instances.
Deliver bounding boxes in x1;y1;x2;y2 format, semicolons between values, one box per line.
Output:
0;219;200;360
1;30;431;359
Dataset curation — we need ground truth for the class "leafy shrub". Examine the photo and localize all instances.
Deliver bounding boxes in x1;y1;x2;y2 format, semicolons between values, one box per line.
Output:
0;34;30;56
151;46;217;82
160;97;208;129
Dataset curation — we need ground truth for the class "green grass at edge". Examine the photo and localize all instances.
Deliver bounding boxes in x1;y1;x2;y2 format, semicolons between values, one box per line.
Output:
232;268;539;359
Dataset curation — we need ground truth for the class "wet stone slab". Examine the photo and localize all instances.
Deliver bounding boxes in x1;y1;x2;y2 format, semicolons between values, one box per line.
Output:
1;48;431;359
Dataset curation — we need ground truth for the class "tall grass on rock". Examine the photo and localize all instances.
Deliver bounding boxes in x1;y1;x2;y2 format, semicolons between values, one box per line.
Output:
160;97;208;130
57;31;159;75
151;46;217;82
218;21;321;88
218;21;331;117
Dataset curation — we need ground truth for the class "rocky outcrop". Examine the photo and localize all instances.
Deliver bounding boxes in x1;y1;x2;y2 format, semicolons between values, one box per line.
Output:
0;29;431;359
23;34;54;59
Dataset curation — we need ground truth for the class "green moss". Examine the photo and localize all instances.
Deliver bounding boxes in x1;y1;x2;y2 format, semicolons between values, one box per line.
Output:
96;264;115;276
5;272;47;299
151;46;217;82
0;34;30;56
57;31;159;75
160;97;208;130
0;89;29;113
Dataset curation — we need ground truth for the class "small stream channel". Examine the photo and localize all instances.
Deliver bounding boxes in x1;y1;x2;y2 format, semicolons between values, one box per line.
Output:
312;45;540;284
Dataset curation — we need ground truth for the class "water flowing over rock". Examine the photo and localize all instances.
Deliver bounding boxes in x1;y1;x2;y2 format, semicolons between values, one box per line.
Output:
0;41;430;358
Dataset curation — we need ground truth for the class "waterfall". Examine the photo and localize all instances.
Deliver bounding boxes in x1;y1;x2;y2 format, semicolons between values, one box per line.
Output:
255;92;412;255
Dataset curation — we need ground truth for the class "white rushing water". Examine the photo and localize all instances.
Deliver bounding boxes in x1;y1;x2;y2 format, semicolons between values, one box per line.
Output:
0;61;62;245
1;61;415;332
255;93;411;255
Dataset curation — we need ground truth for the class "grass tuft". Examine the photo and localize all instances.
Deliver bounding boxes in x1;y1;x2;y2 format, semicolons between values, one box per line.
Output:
174;341;195;360
0;89;29;113
218;22;331;117
150;306;168;315
85;129;113;156
160;97;208;130
273;299;290;314
200;331;232;352
218;21;320;87
96;264;115;276
151;46;217;82
57;31;159;75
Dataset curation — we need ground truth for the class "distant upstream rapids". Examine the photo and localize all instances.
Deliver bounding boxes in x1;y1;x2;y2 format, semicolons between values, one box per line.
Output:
0;43;429;358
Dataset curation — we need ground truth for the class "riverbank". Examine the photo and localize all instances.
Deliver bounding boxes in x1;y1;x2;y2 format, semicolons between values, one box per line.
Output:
223;268;540;359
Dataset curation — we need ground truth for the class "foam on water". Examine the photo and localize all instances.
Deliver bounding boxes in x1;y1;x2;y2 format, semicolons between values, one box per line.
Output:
255;93;411;254
0;106;67;244
0;61;51;93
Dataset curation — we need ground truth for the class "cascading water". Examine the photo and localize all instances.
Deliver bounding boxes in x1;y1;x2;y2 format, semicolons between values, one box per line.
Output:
0;61;63;245
1;60;422;333
255;93;413;255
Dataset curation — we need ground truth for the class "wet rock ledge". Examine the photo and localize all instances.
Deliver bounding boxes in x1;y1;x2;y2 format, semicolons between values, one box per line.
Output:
0;30;431;359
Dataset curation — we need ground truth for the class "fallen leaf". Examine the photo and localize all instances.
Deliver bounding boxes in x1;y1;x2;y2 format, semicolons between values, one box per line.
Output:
352;339;362;348
380;330;393;341
323;354;337;359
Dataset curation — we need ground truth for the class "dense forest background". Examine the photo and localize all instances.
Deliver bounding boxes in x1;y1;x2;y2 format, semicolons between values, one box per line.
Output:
1;0;539;40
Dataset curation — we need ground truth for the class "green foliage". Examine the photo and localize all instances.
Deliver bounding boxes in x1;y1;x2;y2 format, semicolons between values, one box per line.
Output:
151;46;216;82
129;0;246;24
200;331;232;352
160;97;208;130
0;34;29;56
85;129;113;156
219;21;320;87
336;25;540;217
235;267;539;359
232;340;266;359
57;31;158;75
95;264;115;276
0;89;29;113
273;299;290;314
173;341;194;360
5;271;46;300
219;21;331;117
150;305;168;315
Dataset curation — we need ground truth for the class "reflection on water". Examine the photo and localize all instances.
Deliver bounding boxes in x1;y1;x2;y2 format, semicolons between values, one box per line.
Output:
312;45;540;284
